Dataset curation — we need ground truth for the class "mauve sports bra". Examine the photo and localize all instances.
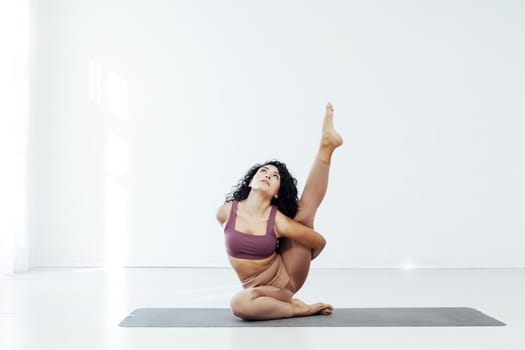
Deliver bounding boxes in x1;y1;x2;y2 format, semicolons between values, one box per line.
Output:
224;200;278;260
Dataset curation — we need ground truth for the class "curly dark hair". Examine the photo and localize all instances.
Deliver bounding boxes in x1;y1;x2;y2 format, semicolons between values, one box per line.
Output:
226;160;299;218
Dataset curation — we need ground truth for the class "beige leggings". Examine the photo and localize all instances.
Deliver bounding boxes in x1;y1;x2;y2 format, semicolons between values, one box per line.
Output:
230;158;330;320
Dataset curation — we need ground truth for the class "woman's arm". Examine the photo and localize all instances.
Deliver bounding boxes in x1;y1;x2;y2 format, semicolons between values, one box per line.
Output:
274;211;326;259
216;202;231;226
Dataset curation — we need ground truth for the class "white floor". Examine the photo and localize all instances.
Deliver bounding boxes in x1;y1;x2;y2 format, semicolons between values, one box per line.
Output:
1;267;524;350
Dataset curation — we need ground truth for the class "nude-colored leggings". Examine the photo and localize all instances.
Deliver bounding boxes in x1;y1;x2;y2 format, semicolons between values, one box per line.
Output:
230;158;330;320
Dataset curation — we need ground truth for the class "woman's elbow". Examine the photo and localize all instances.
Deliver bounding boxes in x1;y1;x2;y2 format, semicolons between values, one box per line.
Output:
319;236;326;251
312;237;326;259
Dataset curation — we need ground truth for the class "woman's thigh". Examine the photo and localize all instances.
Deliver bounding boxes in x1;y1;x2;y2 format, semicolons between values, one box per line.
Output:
279;238;311;293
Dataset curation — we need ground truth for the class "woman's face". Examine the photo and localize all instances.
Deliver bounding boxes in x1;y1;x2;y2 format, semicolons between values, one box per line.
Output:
249;164;281;198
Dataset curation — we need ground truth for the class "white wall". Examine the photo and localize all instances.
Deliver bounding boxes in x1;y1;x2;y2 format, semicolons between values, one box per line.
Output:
30;0;525;268
1;0;32;275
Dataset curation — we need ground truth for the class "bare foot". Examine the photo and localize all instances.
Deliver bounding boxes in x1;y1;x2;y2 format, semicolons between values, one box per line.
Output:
321;102;344;149
318;102;343;163
291;298;333;317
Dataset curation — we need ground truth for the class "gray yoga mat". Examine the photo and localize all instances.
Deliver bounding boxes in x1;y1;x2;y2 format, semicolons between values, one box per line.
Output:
119;307;505;327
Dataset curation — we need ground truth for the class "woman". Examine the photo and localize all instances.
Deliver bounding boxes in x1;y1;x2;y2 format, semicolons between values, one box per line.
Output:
216;103;343;320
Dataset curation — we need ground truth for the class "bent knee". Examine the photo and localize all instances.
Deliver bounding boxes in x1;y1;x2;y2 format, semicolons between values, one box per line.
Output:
230;290;254;320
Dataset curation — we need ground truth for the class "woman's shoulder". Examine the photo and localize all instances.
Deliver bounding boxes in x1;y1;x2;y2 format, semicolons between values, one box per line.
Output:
216;201;233;225
273;209;294;237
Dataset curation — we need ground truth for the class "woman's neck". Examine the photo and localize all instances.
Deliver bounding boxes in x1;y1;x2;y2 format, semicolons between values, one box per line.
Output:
243;191;272;217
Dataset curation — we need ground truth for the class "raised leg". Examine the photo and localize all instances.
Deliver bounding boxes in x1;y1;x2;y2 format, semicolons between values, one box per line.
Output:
280;103;343;293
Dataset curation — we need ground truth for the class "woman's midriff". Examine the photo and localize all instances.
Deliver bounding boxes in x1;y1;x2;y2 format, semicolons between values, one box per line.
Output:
228;252;277;281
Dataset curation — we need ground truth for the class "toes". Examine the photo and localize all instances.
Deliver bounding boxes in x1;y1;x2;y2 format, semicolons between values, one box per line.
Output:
320;307;332;315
